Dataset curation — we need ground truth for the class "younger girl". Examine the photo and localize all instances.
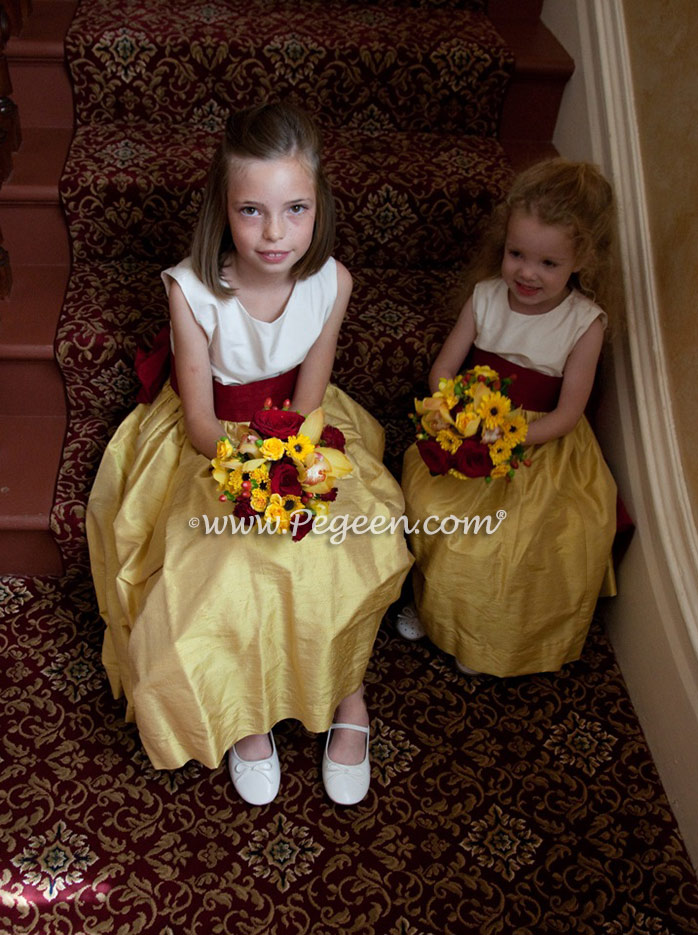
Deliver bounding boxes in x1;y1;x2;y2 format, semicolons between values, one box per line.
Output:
87;103;412;806
399;159;619;677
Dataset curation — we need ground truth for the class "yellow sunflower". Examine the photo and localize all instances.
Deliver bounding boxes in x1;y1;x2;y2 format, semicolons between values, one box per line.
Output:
285;434;315;464
476;391;512;430
488;439;514;466
503;413;528;446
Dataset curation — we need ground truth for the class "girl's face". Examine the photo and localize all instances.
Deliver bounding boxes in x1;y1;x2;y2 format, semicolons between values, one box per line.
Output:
501;209;579;315
226;155;316;281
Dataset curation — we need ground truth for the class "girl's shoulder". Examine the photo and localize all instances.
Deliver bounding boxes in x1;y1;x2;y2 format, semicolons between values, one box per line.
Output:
567;288;608;332
161;255;222;314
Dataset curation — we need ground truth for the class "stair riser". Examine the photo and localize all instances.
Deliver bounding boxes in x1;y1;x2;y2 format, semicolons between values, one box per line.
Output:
499;75;569;143
0;203;70;265
0;531;64;575
6;60;74;129
0;359;67;416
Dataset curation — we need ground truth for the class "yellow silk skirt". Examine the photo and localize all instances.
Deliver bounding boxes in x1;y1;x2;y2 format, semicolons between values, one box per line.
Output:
87;382;412;770
401;414;616;678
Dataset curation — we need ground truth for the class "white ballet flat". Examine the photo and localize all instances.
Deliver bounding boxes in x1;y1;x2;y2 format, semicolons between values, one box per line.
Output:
395;604;426;641
322;723;371;806
227;731;280;806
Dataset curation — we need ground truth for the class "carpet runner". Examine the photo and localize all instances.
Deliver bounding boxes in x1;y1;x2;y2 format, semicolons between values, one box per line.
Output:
2;0;697;932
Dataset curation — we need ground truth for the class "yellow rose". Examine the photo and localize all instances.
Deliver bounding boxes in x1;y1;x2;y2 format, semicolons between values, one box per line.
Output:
260;437;285;460
216;437;235;461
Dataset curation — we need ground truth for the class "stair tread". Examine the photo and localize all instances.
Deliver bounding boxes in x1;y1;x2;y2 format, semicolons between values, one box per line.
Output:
0;265;69;357
60;123;513;268
0;414;65;526
6;0;78;60
66;0;512;134
0;128;72;202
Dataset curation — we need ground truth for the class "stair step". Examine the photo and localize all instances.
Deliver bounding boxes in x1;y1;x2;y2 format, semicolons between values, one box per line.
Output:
0;413;65;575
0;126;72;266
60;123;513;270
496;18;574;143
0;263;68;360
66;0;512;136
6;1;77;129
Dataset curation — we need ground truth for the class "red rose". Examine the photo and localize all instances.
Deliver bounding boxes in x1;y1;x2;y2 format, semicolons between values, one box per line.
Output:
270;460;303;497
290;510;314;542
250;408;304;440
453;439;492;478
320;424;346;452
315;487;338;502
417;439;453;475
233;500;258;521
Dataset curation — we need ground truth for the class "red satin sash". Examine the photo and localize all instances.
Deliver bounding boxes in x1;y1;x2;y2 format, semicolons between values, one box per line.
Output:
134;324;299;421
467;348;563;412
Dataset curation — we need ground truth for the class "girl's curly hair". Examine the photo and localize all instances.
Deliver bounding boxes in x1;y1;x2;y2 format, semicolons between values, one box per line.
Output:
460;158;624;331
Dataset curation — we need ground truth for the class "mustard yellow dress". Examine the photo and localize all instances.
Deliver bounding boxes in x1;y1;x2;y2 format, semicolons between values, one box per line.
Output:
87;257;412;769
401;278;617;677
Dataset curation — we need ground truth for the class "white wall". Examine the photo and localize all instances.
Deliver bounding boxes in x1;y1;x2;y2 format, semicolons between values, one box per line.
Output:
541;0;698;869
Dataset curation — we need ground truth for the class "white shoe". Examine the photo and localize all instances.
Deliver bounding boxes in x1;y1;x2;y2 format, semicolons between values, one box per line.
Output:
227;731;280;806
455;658;481;676
396;604;426;641
322;723;371;806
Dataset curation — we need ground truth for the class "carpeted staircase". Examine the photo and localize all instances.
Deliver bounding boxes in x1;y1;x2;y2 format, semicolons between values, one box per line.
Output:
50;0;535;572
2;2;698;933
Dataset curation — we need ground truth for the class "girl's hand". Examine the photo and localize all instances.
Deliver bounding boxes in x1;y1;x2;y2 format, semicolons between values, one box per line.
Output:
169;280;223;458
524;316;605;445
290;261;353;413
428;295;476;393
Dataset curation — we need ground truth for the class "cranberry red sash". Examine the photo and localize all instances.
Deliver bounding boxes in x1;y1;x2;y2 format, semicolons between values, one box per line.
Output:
134;324;299;421
466;348;563;412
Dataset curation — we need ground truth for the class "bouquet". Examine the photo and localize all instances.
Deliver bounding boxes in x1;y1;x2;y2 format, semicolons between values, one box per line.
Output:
211;399;353;541
412;365;530;482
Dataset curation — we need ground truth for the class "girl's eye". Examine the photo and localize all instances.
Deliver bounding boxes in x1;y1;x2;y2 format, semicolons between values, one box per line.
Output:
240;206;259;216
289;204;307;215
508;249;521;258
543;259;558;268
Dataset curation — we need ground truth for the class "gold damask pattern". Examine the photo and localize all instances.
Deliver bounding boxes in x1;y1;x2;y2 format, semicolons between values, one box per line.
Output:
60;124;512;269
65;0;512;135
2;574;698;933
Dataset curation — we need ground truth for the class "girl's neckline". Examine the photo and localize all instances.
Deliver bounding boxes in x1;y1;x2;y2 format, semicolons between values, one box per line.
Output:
220;256;297;324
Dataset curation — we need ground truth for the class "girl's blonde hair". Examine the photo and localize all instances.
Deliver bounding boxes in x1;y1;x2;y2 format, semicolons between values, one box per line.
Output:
191;102;336;298
462;158;624;327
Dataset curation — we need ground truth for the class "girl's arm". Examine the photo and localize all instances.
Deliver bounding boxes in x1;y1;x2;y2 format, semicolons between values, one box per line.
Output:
290;261;353;414
428;296;476;394
169;280;223;459
524;316;605;445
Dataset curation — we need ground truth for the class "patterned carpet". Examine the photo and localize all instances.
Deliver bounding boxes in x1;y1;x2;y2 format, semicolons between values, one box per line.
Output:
3;0;698;931
2;572;698;934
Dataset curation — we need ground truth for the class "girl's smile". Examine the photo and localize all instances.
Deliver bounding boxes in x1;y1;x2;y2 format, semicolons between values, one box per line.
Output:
226;155;317;281
501;209;579;315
